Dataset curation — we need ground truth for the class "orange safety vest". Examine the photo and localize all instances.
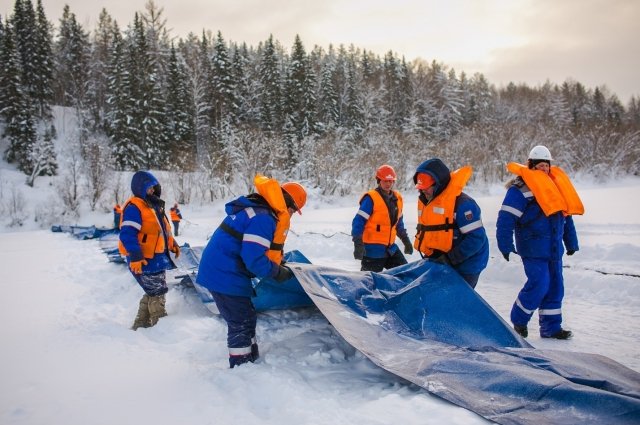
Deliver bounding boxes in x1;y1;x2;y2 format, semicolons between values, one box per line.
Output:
507;163;584;216
414;166;472;256
361;189;404;246
254;174;290;265
118;197;176;259
170;208;181;222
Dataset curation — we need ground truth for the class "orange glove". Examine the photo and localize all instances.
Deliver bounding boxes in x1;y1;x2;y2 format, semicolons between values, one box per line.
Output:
170;244;181;258
129;259;148;274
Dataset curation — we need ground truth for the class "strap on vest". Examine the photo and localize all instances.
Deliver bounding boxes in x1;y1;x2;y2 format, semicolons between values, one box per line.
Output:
417;219;455;232
219;221;284;251
219;222;243;240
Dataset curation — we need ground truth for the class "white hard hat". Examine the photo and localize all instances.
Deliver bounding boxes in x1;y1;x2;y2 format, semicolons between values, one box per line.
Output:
528;145;553;161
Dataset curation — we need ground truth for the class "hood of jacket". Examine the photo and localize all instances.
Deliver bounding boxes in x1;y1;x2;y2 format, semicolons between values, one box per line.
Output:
131;171;159;199
225;193;276;217
413;158;451;198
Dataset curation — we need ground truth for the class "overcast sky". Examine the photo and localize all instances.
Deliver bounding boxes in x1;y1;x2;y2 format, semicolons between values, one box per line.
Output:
3;0;638;103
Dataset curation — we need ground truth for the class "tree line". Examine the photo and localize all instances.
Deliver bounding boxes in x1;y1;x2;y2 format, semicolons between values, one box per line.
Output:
1;0;639;200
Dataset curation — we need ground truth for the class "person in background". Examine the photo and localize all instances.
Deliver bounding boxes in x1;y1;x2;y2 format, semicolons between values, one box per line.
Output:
497;145;582;340
113;203;122;229
351;164;413;272
170;203;183;236
412;158;489;289
118;171;180;330
196;175;307;368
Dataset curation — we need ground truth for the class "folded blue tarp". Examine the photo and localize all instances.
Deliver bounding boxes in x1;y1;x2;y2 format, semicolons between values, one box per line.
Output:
52;224;118;240
290;259;640;425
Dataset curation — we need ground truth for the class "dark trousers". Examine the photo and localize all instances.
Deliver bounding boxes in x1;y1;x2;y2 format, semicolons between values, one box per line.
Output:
459;273;480;289
210;291;258;367
361;250;408;272
172;221;180;236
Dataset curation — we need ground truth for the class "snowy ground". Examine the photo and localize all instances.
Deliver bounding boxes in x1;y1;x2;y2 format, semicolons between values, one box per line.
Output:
1;177;639;425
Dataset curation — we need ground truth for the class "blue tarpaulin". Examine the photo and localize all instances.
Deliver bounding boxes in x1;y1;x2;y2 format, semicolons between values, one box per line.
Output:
290;259;640;425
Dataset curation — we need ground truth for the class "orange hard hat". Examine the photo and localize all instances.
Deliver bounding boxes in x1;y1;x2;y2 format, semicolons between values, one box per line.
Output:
415;172;435;189
376;164;397;181
282;182;307;214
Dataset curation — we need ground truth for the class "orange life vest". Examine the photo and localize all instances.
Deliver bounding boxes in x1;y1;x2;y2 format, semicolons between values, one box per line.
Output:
254;174;290;265
414;166;472;256
118;197;176;259
507;163;584;216
170;208;181;222
361;189;404;246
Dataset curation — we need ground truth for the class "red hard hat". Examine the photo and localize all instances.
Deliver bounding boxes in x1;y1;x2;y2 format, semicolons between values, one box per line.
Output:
376;164;397;181
415;172;435;189
282;182;307;215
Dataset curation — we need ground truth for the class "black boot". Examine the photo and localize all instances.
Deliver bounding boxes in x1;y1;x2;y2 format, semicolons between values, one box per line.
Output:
513;324;528;338
543;329;573;340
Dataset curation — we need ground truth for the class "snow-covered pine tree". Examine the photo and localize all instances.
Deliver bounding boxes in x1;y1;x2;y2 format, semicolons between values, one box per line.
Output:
258;35;283;133
105;22;142;170
86;8;115;132
317;47;340;130
129;13;169;169
165;42;196;170
230;42;259;128
282;34;317;172
54;5;90;110
31;0;54;120
0;21;37;173
211;31;236;131
26;126;58;187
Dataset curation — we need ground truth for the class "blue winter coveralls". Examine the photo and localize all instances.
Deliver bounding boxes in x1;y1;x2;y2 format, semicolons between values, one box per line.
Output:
496;178;579;337
196;194;285;367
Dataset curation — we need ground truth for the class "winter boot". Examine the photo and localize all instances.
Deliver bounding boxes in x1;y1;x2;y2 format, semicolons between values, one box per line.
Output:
229;353;254;368
132;294;151;330
251;343;260;361
148;294;167;327
513;324;528;338
543;329;573;340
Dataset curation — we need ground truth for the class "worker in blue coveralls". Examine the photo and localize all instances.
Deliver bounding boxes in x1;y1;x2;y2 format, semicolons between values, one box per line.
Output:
196;176;307;368
412;158;489;289
352;164;413;272
169;203;182;236
497;145;580;340
113;203;122;229
119;171;181;330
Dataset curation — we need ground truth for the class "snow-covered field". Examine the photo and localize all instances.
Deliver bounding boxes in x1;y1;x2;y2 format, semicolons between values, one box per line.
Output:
1;176;639;425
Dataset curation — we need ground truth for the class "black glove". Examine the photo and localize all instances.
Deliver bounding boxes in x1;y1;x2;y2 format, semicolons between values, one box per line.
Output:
353;237;364;260
566;250;576;256
502;252;510;261
274;265;294;282
401;235;414;255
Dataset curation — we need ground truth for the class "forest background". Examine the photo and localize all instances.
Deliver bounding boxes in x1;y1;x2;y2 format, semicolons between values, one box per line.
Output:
1;0;639;227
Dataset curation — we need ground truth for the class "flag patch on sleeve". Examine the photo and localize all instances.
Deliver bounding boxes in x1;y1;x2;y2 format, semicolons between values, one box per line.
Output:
464;210;473;221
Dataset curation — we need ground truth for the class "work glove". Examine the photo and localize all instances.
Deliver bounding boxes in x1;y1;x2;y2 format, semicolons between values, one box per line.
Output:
353;237;365;260
400;235;414;255
502;252;510;261
129;259;148;274
566;250;576;256
170;244;181;258
274;265;294;283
